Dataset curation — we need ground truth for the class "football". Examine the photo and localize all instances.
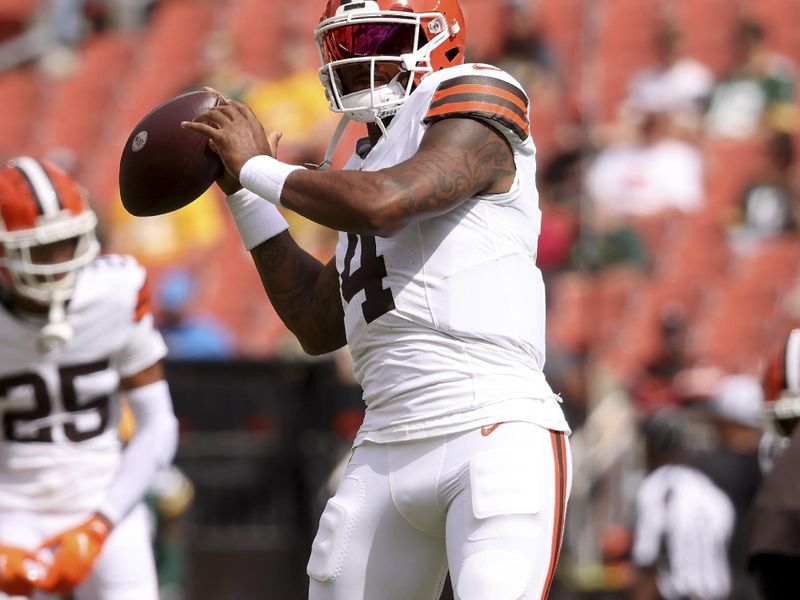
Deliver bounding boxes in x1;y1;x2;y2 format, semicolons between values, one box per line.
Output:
119;90;224;217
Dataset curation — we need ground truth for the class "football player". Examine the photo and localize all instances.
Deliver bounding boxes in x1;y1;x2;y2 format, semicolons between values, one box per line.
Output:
748;329;800;599
184;0;571;598
0;157;178;600
759;328;800;469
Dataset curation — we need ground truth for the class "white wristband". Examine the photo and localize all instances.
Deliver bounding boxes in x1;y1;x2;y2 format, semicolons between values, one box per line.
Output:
239;155;304;206
225;188;289;251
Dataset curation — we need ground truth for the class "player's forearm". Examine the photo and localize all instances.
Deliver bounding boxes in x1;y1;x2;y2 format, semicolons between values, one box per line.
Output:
98;380;178;525
250;232;346;355
240;157;410;237
280;169;410;237
241;117;512;236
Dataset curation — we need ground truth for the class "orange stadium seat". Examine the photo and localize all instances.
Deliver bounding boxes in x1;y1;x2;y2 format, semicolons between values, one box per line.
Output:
734;236;800;296
547;271;596;353
689;285;778;372
747;0;800;67
703;137;770;217
597;307;663;380
0;0;38;19
192;225;290;357
80;0;216;204
593;0;660;121
32;34;135;163
671;0;740;73
654;216;731;283
0;69;40;159
226;0;285;78
536;0;583;98
459;0;507;62
688;236;800;371
592;267;647;349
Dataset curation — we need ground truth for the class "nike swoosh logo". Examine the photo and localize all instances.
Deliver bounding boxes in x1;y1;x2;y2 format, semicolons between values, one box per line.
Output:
481;423;502;436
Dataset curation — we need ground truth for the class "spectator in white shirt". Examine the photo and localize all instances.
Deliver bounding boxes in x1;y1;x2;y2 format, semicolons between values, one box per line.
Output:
625;21;714;128
586;110;705;221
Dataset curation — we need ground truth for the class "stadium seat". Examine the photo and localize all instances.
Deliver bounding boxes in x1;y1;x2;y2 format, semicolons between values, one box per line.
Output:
459;0;508;62
671;0;740;72
226;0;286;78
547;271;595;353
191;228;290;357
32;33;135;162
747;0;800;67
593;0;660;120
536;0;583;94
0;69;40;159
703;137;769;217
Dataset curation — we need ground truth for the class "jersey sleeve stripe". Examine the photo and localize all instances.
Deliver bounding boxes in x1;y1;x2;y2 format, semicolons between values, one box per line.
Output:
134;276;152;322
430;83;528;116
434;74;529;108
424;75;531;141
428;91;528;122
424;101;530;141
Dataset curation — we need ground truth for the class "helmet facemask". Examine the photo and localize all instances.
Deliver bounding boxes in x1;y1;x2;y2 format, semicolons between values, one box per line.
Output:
1;210;99;306
315;8;457;124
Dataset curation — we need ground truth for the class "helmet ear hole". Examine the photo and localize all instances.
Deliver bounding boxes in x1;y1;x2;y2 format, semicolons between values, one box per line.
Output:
445;47;460;62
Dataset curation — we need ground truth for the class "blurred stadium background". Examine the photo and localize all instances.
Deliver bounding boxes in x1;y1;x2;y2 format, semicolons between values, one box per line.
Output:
1;0;799;598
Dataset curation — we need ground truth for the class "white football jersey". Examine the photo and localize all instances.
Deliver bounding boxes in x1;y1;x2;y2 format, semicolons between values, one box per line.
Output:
335;63;569;444
0;255;167;512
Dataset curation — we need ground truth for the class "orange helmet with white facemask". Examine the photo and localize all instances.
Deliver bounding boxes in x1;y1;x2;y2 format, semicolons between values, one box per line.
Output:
0;157;99;306
315;0;467;123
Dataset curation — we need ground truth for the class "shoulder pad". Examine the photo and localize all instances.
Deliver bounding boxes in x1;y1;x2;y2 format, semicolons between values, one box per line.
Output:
82;254;151;322
422;64;530;142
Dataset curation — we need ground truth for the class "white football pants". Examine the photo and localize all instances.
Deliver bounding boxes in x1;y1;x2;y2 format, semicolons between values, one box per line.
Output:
0;503;157;600
308;422;571;600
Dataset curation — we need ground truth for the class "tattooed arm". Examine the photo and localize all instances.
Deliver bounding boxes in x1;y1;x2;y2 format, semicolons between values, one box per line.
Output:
184;102;516;236
250;232;346;355
280;118;516;236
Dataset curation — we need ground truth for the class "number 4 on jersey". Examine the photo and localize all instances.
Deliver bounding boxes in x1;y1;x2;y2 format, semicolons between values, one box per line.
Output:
340;234;395;323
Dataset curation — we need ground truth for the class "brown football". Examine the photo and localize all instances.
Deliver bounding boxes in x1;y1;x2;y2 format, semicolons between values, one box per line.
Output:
119;90;224;217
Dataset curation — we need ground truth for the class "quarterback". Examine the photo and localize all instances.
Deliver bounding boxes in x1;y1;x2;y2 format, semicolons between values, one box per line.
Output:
0;158;178;599
185;0;571;597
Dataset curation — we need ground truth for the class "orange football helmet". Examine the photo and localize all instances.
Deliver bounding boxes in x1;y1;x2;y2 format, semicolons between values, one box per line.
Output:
315;0;466;123
761;329;800;440
0;157;99;306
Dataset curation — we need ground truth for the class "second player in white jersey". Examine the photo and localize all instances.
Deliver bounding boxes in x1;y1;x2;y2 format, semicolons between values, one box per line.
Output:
0;157;178;600
0;254;166;513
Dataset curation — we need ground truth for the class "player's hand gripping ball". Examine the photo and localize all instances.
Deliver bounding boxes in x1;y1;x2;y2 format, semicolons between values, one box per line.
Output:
119;90;224;216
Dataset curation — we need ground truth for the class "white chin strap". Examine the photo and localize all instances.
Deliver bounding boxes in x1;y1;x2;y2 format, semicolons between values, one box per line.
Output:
339;79;406;123
38;297;73;353
316;79;402;171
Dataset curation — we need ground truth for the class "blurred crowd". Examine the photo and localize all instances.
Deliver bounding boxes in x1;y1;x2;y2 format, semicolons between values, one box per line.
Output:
1;0;800;598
